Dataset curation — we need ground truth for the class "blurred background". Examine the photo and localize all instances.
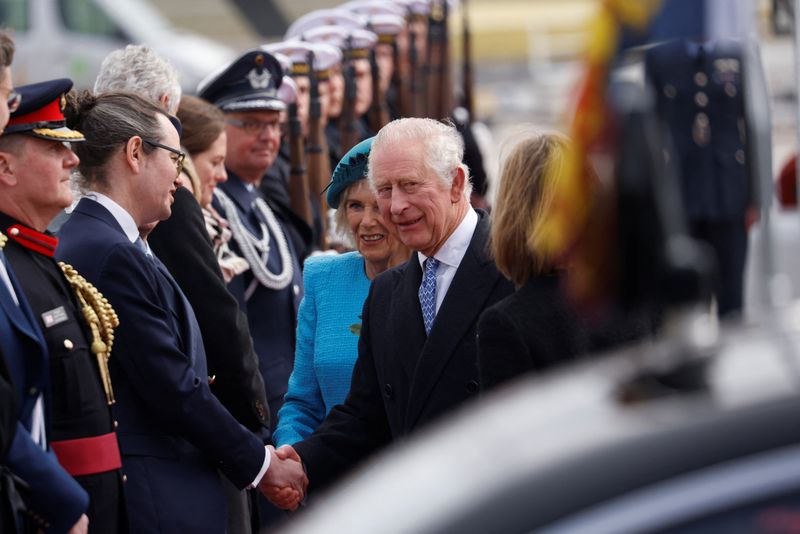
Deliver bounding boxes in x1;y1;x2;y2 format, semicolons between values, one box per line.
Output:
0;0;795;191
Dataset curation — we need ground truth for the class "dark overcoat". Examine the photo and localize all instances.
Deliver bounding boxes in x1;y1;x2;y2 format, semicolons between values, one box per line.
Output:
294;211;514;490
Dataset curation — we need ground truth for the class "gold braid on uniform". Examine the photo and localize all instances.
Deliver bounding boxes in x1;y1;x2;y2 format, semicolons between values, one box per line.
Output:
0;231;7;249
59;262;119;405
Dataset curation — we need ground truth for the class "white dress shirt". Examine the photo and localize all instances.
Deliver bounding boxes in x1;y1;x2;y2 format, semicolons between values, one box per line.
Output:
86;191;140;244
417;207;479;314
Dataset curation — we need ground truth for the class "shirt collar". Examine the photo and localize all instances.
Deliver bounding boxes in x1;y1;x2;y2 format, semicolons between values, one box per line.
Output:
86;191;140;244
418;207;478;270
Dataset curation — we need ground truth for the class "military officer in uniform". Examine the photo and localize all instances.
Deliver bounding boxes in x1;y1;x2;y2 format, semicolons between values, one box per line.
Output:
199;50;305;432
645;38;755;317
0;79;125;531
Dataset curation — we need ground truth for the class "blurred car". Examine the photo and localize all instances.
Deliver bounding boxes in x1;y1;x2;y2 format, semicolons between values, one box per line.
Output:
277;306;800;534
0;0;235;90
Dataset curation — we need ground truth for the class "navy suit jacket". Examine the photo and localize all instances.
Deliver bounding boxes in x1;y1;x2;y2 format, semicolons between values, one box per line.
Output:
0;249;88;533
293;210;514;490
56;199;265;533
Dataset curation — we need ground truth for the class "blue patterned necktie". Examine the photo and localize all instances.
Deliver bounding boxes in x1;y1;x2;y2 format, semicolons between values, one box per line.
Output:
418;257;440;335
135;237;154;261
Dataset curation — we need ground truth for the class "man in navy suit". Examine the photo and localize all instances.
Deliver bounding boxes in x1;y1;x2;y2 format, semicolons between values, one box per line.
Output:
0;32;90;534
268;118;514;500
56;91;305;531
645;38;755;317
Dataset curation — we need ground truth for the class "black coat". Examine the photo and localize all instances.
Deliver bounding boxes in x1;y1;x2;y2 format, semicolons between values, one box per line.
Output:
148;187;269;432
2;214;123;532
293;211;514;490
477;274;588;391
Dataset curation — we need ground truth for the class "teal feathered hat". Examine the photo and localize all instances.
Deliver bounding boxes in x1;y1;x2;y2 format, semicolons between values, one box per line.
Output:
326;136;375;209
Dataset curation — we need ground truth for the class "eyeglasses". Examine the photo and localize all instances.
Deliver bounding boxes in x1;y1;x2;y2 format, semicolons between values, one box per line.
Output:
226;117;281;136
143;139;186;177
7;91;20;113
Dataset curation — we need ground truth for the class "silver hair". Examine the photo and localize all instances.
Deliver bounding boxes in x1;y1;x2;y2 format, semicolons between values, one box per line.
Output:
94;44;182;114
367;117;472;200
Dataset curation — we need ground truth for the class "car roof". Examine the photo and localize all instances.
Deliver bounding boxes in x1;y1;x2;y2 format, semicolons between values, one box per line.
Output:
279;307;800;534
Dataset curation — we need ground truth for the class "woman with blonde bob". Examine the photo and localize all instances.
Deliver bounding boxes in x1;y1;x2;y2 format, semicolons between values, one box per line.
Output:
477;130;592;390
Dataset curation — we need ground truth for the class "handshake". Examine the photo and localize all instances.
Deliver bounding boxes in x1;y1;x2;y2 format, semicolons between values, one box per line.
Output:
258;445;308;510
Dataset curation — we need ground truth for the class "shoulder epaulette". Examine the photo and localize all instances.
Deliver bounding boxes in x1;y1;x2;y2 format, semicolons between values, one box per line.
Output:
6;224;58;257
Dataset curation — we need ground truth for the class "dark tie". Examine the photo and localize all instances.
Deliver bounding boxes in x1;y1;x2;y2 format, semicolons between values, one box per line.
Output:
418;258;440;335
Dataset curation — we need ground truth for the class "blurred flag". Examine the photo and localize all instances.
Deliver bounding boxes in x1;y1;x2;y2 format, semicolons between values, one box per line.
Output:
531;0;662;307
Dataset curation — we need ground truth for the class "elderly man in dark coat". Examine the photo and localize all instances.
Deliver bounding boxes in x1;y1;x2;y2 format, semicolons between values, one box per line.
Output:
267;118;514;500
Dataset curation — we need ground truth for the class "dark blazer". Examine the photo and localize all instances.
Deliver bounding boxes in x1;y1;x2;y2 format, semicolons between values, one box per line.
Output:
0;356;13;460
293;211;514;490
148;186;269;432
214;173;304;431
645;38;750;221
0;248;88;533
56;198;265;533
1;214;123;532
477;274;588;391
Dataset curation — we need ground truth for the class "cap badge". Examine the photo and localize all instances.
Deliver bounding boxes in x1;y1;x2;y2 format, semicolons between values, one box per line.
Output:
60;94;66;110
247;68;272;89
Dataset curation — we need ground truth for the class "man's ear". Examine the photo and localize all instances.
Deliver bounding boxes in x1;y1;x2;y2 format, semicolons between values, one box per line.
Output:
0;152;17;187
450;166;465;203
125;136;144;174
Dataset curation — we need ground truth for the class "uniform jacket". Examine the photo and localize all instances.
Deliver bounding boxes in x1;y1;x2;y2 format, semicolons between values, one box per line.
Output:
293;211;514;490
1;214;123;532
148;186;270;432
56;198;265;533
645;38;750;221
0;247;88;533
215;172;304;432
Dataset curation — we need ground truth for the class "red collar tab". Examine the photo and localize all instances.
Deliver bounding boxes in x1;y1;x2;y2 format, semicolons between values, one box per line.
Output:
7;224;58;257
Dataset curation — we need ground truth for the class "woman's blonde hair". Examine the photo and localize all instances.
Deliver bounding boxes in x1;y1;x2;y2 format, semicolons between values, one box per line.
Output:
491;130;574;286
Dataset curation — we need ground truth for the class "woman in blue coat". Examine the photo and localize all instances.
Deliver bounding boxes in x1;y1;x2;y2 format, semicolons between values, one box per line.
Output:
273;137;409;447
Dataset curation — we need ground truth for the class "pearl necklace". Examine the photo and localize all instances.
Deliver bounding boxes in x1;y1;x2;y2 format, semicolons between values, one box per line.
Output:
213;188;293;292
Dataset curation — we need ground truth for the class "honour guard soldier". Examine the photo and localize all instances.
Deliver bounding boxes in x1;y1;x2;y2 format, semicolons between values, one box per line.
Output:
645;39;754;317
262;41;343;248
0;79;125;532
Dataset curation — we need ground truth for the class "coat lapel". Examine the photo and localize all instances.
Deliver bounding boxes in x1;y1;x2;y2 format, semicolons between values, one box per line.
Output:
0;253;43;343
405;213;499;428
392;253;427;382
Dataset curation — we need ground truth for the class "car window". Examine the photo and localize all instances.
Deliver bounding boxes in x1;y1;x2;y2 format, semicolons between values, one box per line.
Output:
58;0;122;37
0;0;29;31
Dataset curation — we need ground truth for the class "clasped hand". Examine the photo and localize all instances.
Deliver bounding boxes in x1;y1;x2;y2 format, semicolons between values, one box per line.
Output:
259;445;308;511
